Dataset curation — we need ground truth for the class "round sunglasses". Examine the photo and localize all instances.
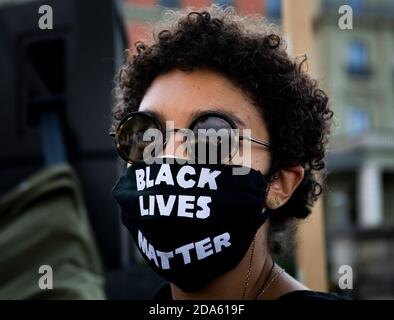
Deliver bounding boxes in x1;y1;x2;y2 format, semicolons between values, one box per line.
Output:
109;111;271;164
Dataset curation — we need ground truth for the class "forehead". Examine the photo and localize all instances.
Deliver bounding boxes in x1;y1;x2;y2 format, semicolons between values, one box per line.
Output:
138;68;263;128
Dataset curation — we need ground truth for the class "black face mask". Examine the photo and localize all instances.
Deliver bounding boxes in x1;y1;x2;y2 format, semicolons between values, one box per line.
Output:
112;161;270;293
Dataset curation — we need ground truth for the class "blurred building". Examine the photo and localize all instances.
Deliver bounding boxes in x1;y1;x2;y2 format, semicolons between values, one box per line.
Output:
314;0;394;299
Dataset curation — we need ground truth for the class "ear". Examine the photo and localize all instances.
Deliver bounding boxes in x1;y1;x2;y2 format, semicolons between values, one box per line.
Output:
266;165;304;209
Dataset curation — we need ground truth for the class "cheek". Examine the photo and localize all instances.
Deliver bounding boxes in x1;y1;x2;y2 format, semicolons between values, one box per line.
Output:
252;152;271;175
228;148;271;174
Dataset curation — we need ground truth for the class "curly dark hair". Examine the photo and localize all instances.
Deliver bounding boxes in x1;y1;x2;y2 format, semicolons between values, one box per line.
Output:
113;5;333;257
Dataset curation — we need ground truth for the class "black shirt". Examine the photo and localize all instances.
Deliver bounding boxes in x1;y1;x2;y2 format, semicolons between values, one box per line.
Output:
152;282;344;301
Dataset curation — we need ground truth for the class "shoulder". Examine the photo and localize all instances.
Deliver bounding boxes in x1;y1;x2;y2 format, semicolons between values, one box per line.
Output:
276;290;347;300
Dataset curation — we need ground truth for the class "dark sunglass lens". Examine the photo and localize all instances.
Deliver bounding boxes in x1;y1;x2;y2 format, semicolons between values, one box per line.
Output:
116;114;161;162
191;116;236;164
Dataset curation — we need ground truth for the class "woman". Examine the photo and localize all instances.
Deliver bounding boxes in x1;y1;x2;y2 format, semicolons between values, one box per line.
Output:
111;5;338;300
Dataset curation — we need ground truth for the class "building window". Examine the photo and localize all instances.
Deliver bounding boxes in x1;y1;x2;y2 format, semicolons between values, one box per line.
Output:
346;107;370;136
327;190;352;229
214;0;233;7
265;0;281;20
346;41;370;76
158;0;180;8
